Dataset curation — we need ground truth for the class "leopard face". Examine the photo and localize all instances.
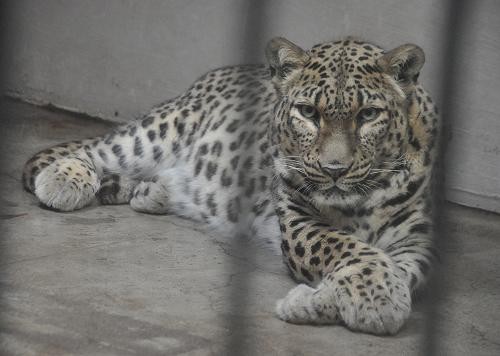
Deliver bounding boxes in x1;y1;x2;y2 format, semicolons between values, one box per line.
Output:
267;38;425;208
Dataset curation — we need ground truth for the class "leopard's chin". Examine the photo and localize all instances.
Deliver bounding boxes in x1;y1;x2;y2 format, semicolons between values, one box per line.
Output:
311;188;365;209
314;180;351;194
324;186;346;194
307;181;367;209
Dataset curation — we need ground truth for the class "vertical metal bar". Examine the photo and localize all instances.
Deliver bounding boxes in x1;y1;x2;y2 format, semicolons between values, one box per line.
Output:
0;1;11;103
224;1;269;355
0;0;13;327
423;0;472;354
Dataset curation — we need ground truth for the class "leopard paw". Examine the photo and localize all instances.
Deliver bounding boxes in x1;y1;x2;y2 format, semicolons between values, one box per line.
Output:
330;258;411;335
130;180;169;214
97;174;137;205
276;284;339;324
34;157;99;211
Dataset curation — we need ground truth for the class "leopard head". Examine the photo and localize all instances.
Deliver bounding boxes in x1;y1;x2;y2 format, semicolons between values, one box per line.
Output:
266;37;425;208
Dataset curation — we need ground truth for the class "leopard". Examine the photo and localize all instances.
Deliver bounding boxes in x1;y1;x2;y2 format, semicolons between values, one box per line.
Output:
22;37;440;335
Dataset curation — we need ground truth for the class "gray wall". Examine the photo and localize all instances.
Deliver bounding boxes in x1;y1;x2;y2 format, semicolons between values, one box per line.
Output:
4;0;500;212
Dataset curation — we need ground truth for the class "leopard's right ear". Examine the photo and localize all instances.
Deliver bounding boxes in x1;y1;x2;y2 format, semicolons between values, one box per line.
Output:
265;37;309;95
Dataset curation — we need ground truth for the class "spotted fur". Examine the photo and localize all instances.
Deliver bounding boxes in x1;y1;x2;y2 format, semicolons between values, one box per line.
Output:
23;37;439;335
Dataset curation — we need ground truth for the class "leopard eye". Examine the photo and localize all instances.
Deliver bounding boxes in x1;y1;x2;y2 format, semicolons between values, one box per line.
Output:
357;107;382;123
298;104;319;120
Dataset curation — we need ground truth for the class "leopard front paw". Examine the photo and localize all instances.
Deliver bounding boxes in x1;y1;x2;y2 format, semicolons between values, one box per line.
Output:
276;284;339;324
330;257;411;335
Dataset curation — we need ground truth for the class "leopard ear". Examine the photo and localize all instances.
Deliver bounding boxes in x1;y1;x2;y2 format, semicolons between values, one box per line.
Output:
377;44;425;94
265;37;309;94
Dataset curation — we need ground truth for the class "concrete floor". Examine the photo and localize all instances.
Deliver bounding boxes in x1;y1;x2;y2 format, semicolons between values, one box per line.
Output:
0;99;499;356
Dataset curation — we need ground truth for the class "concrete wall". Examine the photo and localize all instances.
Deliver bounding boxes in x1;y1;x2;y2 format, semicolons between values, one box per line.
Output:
4;0;499;212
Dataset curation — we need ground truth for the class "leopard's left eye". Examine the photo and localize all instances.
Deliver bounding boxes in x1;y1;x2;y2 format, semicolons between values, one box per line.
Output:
298;104;319;120
356;107;383;123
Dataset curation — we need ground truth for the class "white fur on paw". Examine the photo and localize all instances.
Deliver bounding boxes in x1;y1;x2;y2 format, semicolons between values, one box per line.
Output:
333;260;411;335
34;159;99;211
130;180;169;214
276;284;321;324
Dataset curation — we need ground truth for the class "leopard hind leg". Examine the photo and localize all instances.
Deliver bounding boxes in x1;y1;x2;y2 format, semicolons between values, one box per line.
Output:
128;168;201;216
97;174;138;205
33;148;100;211
129;177;170;214
23;141;85;192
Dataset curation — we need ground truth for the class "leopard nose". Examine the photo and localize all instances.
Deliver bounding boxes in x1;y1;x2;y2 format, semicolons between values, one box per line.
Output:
322;162;350;181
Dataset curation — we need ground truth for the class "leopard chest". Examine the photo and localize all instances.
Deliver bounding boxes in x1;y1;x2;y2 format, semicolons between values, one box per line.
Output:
318;206;386;244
